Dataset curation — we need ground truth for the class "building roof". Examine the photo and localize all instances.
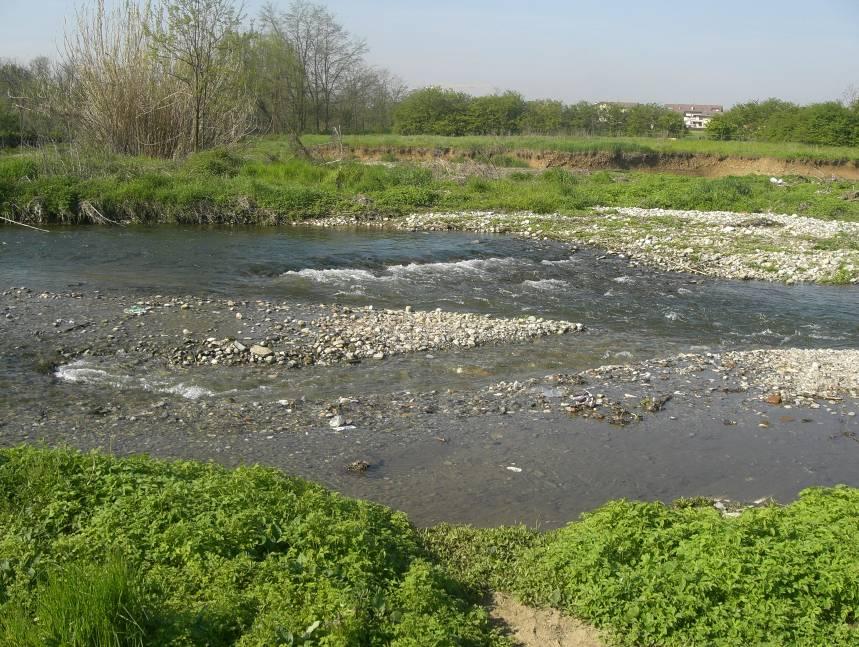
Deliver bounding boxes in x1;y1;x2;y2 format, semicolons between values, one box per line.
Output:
596;101;640;108
665;103;723;115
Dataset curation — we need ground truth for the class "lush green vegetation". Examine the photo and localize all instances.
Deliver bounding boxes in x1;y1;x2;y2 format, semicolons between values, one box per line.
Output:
427;489;859;646
0;446;502;646
305;133;859;164
709;99;859;147
3;447;858;646
2;141;858;226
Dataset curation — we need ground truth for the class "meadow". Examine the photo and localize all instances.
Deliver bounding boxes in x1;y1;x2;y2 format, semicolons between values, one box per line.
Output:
301;134;859;165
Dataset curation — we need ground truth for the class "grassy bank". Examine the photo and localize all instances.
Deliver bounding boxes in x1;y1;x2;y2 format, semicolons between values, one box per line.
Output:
1;141;858;226
2;447;858;646
302;134;859;165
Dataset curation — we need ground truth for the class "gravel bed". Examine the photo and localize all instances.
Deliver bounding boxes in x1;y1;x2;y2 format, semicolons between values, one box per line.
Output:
1;288;582;370
581;348;859;408
170;305;583;368
723;349;859;403
302;208;859;284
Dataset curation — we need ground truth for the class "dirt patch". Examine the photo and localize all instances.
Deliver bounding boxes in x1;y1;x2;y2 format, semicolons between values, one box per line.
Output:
489;593;606;647
341;145;859;180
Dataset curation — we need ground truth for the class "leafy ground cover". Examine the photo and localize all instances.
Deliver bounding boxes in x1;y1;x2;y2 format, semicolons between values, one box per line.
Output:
0;446;501;646
426;490;859;646
2;143;858;225
2;447;858;646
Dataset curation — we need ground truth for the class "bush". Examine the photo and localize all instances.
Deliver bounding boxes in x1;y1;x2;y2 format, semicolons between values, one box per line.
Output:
185;148;245;178
372;186;439;214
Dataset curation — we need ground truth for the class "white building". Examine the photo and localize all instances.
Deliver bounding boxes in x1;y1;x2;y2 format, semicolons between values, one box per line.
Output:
665;104;724;130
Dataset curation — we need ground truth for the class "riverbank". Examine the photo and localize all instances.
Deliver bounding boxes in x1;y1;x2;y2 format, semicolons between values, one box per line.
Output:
3;143;859;228
2;446;858;646
4;144;859;285
306;135;859;180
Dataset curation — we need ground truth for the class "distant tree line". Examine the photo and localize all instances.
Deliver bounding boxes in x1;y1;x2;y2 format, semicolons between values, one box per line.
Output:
393;88;686;137
708;98;859;146
2;0;858;156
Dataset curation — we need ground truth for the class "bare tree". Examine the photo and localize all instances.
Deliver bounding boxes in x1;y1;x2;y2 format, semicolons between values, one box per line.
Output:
336;66;405;133
153;0;249;151
258;3;310;134
306;5;367;132
63;0;191;157
261;1;368;134
843;84;859;109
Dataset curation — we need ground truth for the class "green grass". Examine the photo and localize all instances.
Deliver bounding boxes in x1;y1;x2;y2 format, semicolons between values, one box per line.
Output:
814;233;859;252
2;447;858;646
2;555;148;647
302;134;859;165
2;142;858;225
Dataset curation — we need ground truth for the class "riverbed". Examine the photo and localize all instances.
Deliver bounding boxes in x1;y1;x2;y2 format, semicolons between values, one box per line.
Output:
2;225;857;526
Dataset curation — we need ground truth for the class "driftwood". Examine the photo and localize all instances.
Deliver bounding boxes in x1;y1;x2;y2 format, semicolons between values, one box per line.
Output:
288;131;314;161
80;201;126;226
0;215;50;232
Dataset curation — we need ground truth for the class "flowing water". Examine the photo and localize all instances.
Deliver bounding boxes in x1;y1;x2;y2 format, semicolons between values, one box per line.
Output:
2;225;858;525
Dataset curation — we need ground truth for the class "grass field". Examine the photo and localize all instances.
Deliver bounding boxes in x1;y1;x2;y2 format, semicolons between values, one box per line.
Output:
2;141;858;226
301;134;859;165
1;447;858;646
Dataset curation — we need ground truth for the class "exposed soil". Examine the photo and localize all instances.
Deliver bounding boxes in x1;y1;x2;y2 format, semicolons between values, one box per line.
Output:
489;593;605;647
343;145;859;180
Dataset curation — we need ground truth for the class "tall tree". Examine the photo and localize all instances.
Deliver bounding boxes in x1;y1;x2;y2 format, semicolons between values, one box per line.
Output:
394;87;472;136
153;0;246;152
306;5;367;132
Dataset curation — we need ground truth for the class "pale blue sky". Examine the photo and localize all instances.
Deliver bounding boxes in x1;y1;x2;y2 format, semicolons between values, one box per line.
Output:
2;0;857;106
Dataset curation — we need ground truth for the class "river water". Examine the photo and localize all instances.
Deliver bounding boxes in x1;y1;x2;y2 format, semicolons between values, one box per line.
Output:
2;225;858;525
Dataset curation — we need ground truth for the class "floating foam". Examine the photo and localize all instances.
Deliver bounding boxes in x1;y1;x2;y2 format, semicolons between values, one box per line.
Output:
281;257;527;286
521;279;569;291
281;268;377;283
56;360;213;400
162;383;215;400
386;257;523;277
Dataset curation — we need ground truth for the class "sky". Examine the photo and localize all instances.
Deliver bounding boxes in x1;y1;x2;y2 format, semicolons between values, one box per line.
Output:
1;0;857;107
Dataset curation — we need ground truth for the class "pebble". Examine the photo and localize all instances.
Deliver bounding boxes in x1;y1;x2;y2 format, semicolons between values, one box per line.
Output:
168;304;583;369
